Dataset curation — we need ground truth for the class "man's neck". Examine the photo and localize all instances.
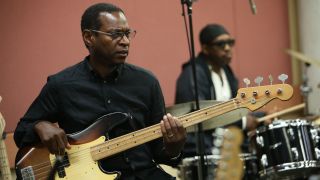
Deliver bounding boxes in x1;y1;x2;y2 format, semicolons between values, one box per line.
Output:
89;57;118;79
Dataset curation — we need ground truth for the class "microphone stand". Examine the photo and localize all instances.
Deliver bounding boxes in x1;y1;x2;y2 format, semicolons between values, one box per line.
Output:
180;1;206;179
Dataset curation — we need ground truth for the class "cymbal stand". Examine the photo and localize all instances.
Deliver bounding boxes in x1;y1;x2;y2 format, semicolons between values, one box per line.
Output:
300;63;312;116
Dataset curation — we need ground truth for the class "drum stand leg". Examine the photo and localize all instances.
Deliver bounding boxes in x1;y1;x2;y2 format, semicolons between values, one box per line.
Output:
300;63;312;116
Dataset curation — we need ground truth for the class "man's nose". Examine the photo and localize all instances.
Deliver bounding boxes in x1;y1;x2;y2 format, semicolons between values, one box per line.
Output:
224;43;232;50
119;35;130;45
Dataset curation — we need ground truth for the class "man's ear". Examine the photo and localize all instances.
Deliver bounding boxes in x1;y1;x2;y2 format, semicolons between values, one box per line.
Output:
201;44;209;55
83;30;94;47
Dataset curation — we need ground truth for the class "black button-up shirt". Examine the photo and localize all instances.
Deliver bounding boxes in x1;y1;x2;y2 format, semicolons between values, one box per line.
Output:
14;57;176;179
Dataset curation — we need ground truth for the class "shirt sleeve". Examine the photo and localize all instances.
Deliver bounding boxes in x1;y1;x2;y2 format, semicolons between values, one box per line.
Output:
14;77;60;148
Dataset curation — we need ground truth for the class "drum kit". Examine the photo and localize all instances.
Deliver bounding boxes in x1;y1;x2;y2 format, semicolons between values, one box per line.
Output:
166;62;320;180
167;103;320;179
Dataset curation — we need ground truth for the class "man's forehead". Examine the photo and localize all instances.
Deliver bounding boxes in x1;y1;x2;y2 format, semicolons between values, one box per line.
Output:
97;11;129;30
213;34;232;41
99;11;126;20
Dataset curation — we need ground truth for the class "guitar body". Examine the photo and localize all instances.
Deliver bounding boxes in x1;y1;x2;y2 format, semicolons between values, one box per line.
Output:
15;112;129;180
16;137;118;180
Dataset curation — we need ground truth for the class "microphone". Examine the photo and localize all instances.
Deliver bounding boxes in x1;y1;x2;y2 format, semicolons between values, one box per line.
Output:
249;0;257;15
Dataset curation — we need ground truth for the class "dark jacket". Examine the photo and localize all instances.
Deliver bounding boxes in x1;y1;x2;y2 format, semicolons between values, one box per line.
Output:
175;53;238;103
175;53;240;157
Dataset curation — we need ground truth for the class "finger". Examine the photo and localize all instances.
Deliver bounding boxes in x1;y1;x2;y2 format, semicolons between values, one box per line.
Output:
55;135;66;156
167;114;178;135
163;115;173;138
160;120;167;135
63;134;71;149
160;120;170;142
175;117;185;133
47;139;58;155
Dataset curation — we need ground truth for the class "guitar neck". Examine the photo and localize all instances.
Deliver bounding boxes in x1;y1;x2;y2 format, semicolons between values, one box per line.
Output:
0;139;11;180
91;99;240;160
90;83;293;160
0;111;11;180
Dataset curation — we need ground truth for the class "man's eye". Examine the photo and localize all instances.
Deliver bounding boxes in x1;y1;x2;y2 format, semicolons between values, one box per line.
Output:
110;31;123;37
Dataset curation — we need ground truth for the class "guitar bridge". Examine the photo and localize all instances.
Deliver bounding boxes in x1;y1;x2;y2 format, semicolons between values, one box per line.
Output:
55;153;70;178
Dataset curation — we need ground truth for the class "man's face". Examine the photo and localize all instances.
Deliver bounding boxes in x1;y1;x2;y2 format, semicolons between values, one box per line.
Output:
203;34;235;66
86;11;133;65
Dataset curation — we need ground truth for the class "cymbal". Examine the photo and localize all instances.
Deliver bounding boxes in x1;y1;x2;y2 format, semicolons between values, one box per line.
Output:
286;49;320;68
166;100;249;132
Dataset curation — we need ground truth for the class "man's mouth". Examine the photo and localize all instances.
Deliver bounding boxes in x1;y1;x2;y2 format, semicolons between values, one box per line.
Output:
116;50;128;56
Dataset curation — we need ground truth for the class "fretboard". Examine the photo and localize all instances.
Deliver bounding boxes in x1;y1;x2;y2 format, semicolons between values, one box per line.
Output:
90;99;240;160
0;140;11;180
0;112;11;180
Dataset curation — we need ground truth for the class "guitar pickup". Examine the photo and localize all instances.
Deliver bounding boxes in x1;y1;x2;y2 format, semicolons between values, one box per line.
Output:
55;152;70;178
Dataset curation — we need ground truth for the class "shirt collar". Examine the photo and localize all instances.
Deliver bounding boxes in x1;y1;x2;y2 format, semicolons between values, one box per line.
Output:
84;56;123;81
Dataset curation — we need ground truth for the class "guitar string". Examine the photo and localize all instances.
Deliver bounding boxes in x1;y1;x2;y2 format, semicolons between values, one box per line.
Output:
25;99;237;173
23;96;271;177
22;99;240;177
22;97;264;178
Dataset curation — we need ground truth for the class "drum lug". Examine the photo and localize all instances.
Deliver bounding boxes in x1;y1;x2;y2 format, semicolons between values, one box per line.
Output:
315;148;320;160
261;154;268;168
256;136;264;147
310;129;319;144
287;128;295;141
291;147;299;160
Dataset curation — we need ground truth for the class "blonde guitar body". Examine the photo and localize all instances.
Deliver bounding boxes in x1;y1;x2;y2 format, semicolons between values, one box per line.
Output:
50;136;118;180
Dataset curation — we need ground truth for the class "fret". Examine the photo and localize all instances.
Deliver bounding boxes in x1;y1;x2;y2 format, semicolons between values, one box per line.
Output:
91;99;239;160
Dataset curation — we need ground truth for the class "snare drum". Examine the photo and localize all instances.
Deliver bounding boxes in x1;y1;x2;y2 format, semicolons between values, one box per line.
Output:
253;119;320;179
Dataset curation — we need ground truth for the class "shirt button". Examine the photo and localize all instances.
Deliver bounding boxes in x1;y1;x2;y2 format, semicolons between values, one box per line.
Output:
125;157;130;163
107;99;111;104
103;81;107;83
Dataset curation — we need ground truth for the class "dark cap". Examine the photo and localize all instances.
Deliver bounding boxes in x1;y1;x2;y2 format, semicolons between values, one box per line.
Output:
199;24;229;45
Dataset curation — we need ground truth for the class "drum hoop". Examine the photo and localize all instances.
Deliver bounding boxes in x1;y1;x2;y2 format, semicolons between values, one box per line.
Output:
257;119;311;132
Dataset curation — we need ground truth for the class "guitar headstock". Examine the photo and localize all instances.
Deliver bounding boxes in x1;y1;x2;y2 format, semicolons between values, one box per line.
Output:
236;83;293;111
213;127;243;180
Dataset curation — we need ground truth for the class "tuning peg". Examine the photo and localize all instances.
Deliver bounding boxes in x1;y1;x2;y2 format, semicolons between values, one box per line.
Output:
278;74;288;84
254;76;263;86
243;78;250;87
268;75;273;85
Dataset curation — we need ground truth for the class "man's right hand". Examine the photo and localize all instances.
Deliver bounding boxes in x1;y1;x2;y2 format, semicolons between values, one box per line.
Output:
34;121;71;155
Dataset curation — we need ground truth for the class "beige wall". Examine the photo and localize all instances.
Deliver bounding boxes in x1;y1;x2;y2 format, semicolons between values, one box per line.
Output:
0;0;291;132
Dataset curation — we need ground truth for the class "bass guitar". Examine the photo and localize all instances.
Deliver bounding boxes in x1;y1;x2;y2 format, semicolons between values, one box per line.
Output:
15;83;293;180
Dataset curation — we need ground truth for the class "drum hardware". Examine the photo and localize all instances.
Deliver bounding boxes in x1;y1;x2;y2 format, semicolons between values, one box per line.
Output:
291;147;299;161
260;154;268;168
310;129;320;144
252;119;320;179
315;149;320;160
287;128;294;138
270;142;282;150
256;136;264;147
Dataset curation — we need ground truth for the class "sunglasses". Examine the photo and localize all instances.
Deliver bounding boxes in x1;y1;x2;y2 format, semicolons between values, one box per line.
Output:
209;39;236;48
